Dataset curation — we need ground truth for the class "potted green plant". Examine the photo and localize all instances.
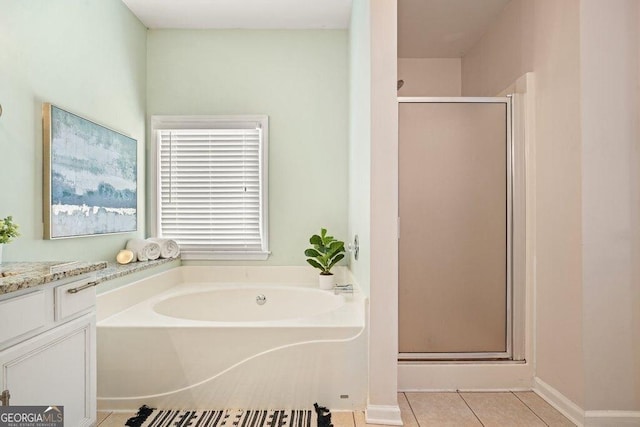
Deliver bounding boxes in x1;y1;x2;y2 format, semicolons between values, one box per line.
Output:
0;216;20;264
305;228;345;289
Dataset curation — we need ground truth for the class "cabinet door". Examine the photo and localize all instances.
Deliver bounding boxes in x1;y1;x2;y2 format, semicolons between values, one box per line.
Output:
0;315;96;427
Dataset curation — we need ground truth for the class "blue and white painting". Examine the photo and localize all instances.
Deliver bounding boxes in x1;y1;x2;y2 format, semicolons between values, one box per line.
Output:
48;105;137;238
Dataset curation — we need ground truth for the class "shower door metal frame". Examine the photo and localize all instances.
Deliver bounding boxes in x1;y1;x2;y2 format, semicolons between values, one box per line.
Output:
398;96;515;361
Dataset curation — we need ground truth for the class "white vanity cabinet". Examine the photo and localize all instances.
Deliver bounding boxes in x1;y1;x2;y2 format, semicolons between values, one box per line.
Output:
0;274;97;427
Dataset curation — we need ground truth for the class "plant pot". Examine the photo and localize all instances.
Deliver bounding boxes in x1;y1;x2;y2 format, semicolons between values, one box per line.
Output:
318;273;335;290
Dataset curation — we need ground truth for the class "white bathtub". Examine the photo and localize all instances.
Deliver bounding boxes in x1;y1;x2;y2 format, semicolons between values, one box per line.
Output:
153;286;346;322
97;266;367;411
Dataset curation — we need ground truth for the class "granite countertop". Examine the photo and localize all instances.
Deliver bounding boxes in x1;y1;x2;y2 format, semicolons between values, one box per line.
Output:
94;257;178;284
0;261;108;295
0;258;180;296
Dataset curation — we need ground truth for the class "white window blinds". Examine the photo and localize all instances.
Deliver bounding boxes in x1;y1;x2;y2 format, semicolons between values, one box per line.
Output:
155;116;269;260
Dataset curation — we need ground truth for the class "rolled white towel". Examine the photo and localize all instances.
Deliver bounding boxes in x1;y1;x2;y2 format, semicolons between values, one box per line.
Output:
125;239;161;262
147;238;180;259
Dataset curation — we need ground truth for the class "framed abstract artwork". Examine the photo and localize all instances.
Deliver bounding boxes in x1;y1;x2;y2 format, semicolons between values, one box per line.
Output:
43;103;137;239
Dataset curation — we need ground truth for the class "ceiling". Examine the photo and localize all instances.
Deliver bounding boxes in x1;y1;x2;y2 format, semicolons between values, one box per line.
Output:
121;0;353;29
398;0;511;58
122;0;510;58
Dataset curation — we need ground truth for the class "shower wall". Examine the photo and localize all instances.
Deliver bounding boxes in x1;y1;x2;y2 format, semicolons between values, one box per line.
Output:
397;58;461;96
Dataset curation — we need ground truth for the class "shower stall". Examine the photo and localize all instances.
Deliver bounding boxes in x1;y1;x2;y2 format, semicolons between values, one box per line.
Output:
398;97;522;361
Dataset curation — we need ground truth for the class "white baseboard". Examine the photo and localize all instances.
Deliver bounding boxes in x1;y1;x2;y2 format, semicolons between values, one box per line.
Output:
533;377;640;427
365;404;403;426
584;411;640;426
533;377;585;426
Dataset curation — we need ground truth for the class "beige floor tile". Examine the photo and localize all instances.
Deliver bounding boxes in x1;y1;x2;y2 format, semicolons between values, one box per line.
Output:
460;392;546;427
514;391;576;426
397;393;419;427
406;392;482;426
331;411;355;427
98;412;136;427
96;411;112;425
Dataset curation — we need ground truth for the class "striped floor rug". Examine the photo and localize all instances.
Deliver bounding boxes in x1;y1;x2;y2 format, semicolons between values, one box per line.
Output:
126;406;320;427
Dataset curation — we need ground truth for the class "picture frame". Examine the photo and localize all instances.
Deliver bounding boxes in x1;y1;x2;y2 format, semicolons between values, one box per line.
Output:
43;103;138;239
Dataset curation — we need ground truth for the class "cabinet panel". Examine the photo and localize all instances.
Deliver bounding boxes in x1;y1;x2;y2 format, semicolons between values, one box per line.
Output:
0;315;95;427
55;280;97;321
0;291;47;344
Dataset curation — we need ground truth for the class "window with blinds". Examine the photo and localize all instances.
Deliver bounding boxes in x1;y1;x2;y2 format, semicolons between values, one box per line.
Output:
153;116;269;260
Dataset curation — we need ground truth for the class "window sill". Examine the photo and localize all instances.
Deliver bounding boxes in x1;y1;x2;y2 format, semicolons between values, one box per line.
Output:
181;251;271;261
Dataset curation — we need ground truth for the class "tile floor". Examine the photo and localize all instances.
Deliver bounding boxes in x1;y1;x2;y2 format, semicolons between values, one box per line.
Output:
97;391;575;427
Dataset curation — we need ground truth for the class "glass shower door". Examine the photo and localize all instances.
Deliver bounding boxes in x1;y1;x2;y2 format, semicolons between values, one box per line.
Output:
398;98;512;360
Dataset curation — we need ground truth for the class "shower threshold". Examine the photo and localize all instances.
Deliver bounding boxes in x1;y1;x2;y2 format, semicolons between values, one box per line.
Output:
399;352;512;362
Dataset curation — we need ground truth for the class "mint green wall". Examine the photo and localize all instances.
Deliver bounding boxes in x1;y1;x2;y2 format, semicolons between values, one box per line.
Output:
0;11;347;266
348;0;371;294
147;30;349;265
0;0;147;262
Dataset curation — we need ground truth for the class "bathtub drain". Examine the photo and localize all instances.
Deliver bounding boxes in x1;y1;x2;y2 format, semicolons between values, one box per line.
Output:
256;294;266;305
